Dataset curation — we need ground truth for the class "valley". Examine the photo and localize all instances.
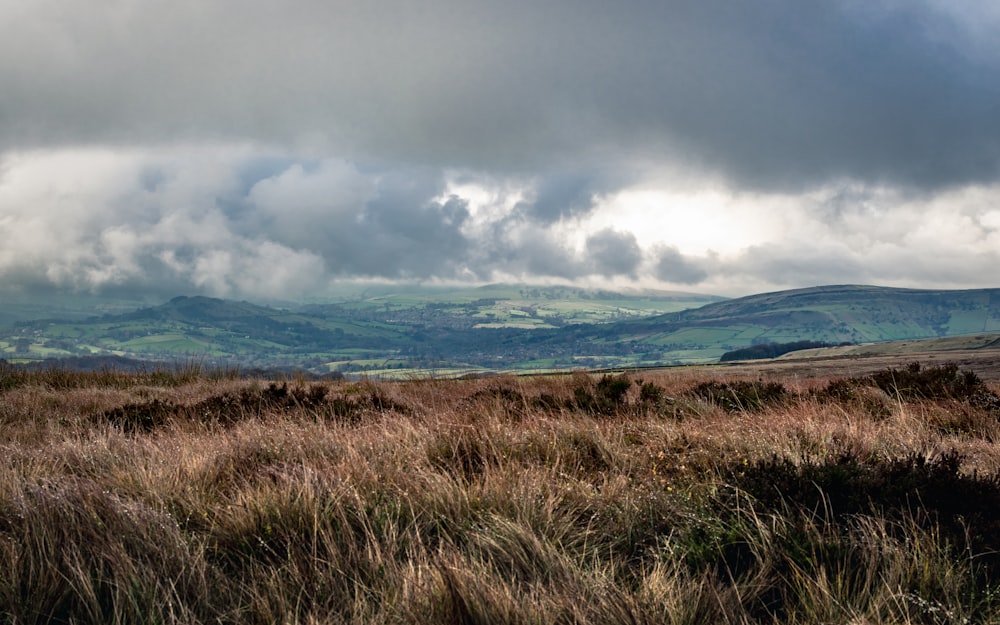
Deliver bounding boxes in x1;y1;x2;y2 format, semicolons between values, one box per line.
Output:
2;284;999;377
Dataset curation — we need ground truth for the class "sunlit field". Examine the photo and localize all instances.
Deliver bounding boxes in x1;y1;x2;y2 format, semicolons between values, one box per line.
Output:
2;361;1000;624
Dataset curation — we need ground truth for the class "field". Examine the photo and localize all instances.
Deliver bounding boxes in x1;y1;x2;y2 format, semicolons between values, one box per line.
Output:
4;286;999;375
3;354;1000;623
0;286;723;373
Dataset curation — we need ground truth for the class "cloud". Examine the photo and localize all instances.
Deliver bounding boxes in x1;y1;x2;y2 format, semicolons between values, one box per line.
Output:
4;147;1000;299
1;1;997;191
513;170;631;223
1;2;999;299
0;150;478;297
653;246;709;285
244;162;472;278
585;229;643;278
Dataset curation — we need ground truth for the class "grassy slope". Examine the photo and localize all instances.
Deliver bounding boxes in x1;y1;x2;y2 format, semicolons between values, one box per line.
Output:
2;361;1000;622
614;285;1000;356
315;283;723;327
4;284;1000;372
778;332;1000;360
0;286;723;369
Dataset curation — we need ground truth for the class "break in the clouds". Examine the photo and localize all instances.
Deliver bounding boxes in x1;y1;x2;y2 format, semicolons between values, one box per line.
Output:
0;1;998;299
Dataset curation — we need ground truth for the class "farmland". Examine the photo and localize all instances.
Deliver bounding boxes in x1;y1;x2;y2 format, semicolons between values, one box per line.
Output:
2;284;1000;376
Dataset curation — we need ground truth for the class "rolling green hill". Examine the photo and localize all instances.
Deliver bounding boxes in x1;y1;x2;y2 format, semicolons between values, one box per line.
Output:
0;285;721;373
588;285;1000;363
3;284;999;375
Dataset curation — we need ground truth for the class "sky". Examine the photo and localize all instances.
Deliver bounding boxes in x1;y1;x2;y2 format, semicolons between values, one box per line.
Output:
1;0;999;300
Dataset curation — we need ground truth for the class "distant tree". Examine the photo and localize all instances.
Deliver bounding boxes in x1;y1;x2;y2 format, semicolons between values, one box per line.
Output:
720;340;850;362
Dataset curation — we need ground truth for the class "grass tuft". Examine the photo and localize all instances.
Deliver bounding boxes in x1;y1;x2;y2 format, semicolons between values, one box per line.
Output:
1;362;1000;622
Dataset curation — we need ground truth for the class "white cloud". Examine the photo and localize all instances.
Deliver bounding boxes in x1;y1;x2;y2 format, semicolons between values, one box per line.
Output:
4;146;1000;298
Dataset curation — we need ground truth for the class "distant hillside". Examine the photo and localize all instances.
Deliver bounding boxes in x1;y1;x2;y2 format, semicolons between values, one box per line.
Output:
0;285;722;374
586;285;1000;363
776;333;1000;361
3;284;999;374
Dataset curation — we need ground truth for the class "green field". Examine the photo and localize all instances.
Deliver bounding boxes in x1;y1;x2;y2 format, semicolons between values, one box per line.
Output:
3;284;1000;375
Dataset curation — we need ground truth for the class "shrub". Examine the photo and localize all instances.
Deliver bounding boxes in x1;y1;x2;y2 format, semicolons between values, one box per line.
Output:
460;386;527;420
818;362;1000;418
101;399;175;433
816;378;895;419
719;340;845;362
571;374;632;416
530;392;564;413
722;449;1000;578
866;362;987;402
688;379;788;412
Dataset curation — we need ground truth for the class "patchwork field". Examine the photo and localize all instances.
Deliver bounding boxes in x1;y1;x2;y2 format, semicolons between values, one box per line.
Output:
3;352;1000;623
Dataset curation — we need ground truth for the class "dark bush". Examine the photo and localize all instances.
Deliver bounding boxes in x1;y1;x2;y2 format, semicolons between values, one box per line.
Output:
460;386;526;420
101;399;175;433
112;384;407;432
688;379;788;412
637;380;665;404
815;378;894;419
723;449;1000;577
325;390;409;425
866;362;987;402
572;374;632;416
720;340;846;362
530;392;564;412
186;383;330;425
819;362;1000;416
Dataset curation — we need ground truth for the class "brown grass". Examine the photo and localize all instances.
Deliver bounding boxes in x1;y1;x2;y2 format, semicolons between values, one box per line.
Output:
1;364;1000;623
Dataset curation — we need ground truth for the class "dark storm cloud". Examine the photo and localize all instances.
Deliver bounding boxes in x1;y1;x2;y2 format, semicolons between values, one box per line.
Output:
323;185;472;280
1;1;997;190
469;200;650;281
514;171;630;223
2;2;1000;298
245;164;471;278
509;233;583;281
584;229;643;278
653;246;709;285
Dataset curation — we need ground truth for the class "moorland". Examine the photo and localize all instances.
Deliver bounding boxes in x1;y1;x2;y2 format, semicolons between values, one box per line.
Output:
4;353;1000;623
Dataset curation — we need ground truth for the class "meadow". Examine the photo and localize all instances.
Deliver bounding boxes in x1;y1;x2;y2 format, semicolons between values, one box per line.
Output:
2;360;1000;624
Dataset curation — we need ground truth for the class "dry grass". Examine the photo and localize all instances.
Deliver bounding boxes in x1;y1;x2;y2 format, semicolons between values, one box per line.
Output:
1;364;1000;623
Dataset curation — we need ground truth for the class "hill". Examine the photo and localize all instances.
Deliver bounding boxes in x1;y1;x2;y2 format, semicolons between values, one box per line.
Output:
776;333;1000;360
588;285;1000;363
0;285;721;374
2;284;999;375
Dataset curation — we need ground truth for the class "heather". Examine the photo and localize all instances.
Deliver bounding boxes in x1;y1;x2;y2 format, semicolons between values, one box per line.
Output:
2;363;1000;623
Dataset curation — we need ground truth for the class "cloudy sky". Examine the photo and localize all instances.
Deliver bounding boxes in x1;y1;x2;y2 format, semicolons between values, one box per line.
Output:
2;0;999;300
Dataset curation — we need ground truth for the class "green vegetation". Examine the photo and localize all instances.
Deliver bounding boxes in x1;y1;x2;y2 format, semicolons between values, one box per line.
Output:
2;284;1000;375
780;333;1000;360
621;285;1000;350
2;362;1000;622
0;285;722;373
720;340;848;362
